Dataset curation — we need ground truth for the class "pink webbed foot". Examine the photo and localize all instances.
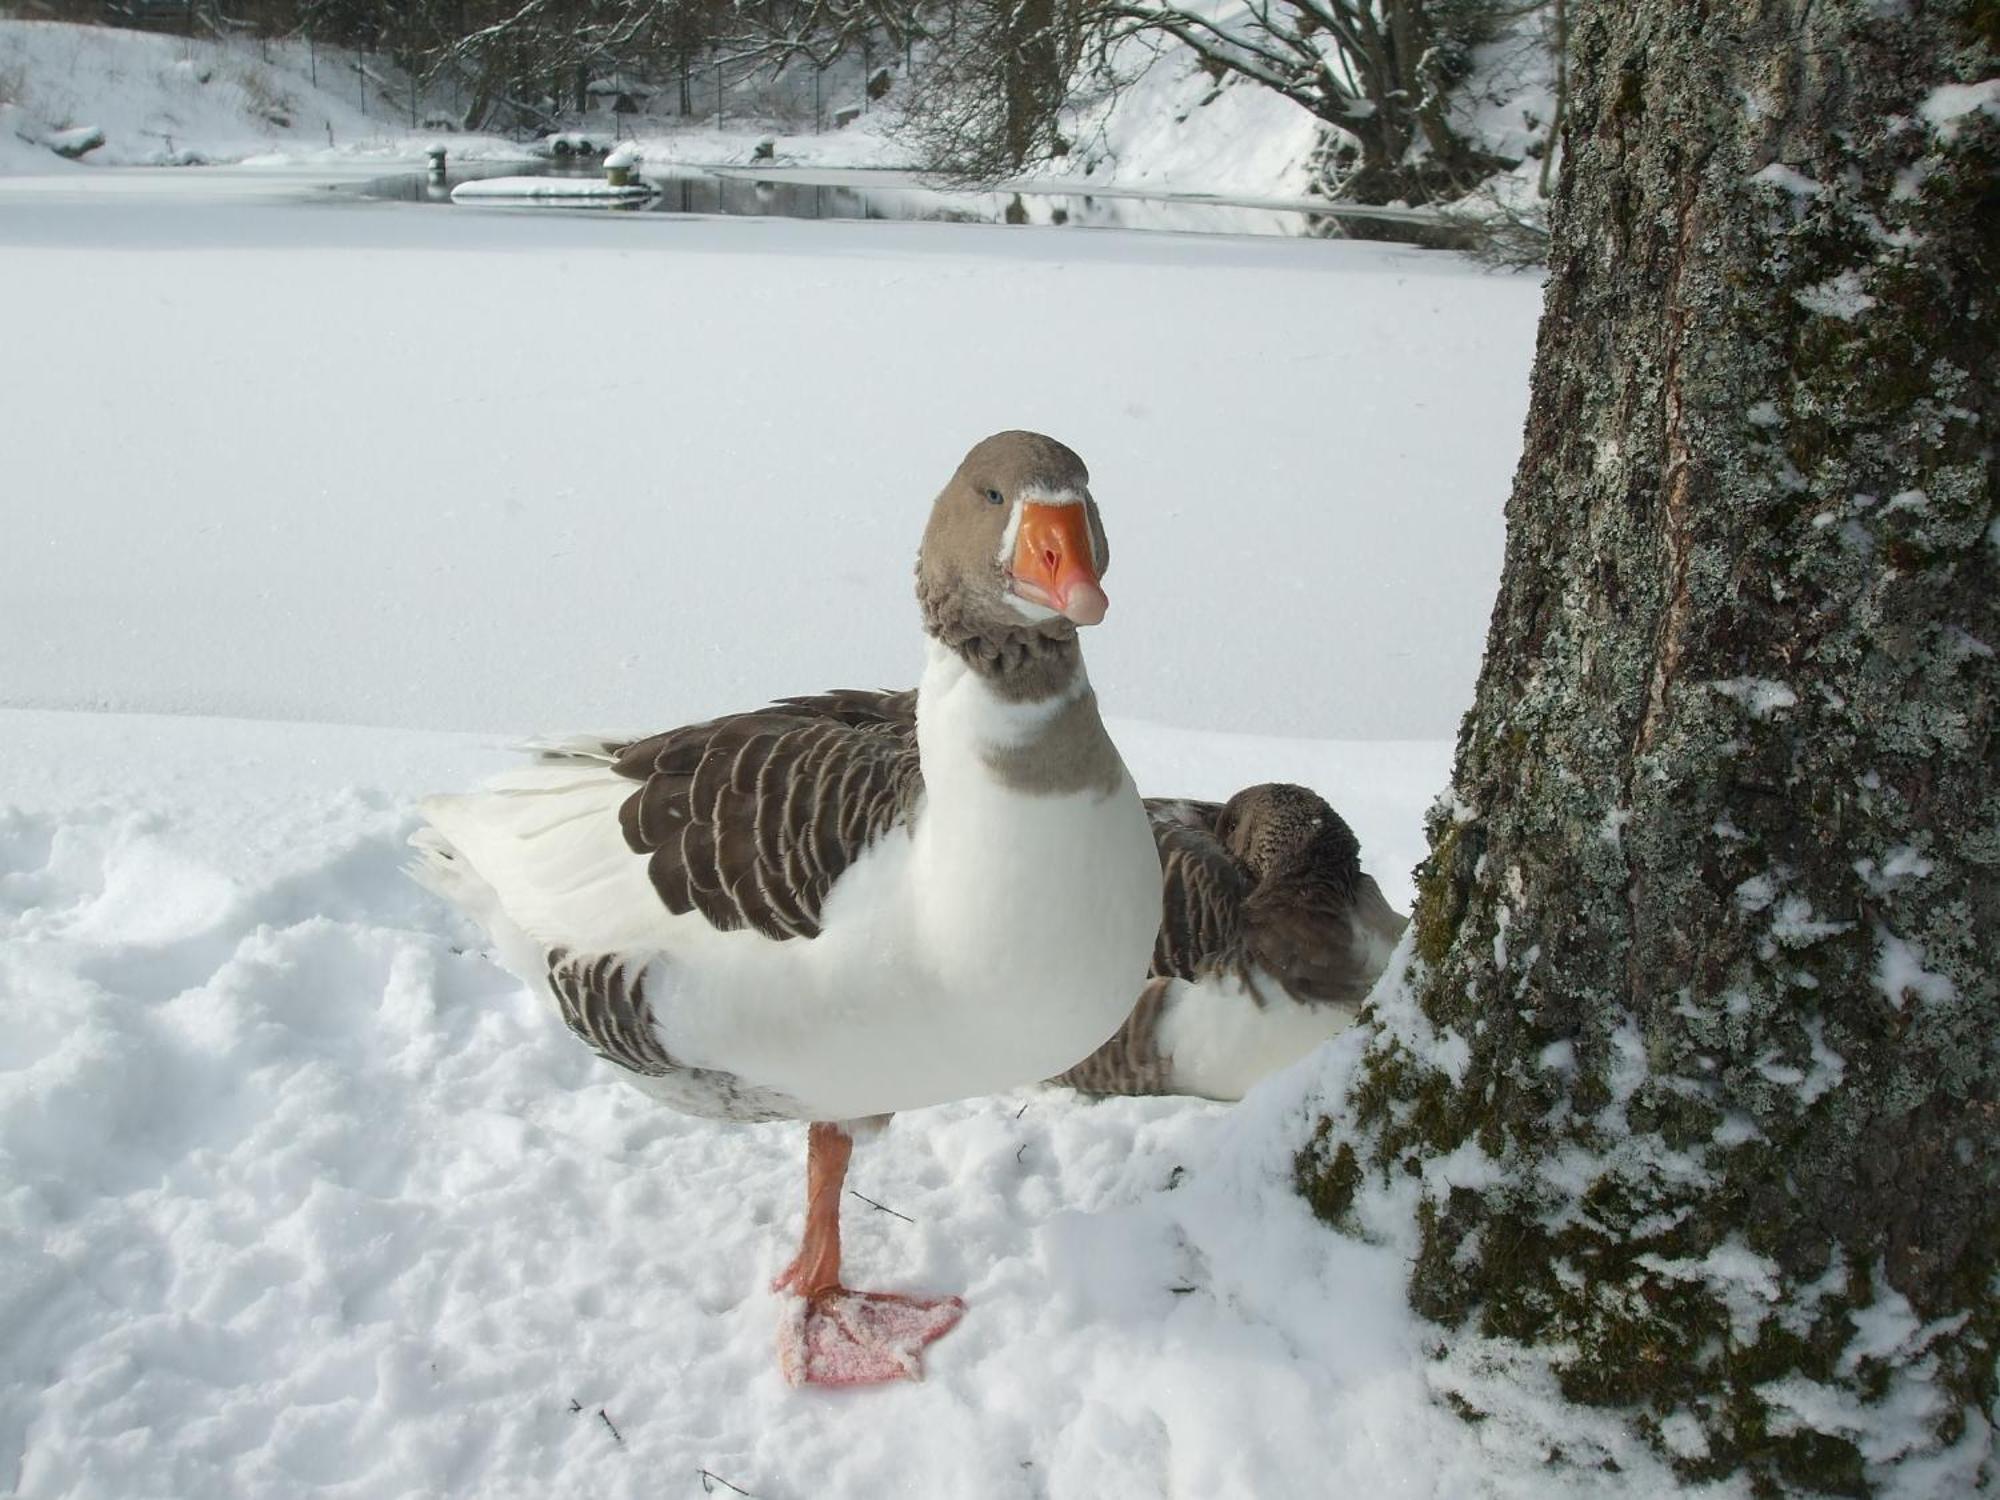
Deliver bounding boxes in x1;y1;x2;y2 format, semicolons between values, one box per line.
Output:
776;1289;966;1387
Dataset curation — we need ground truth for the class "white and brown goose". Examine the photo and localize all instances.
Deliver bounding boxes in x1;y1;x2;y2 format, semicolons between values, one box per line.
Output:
409;431;1159;1387
1054;784;1407;1100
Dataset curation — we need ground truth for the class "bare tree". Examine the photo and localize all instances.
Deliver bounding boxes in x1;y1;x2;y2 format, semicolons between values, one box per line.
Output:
1298;0;1998;1491
713;0;921;73
1095;0;1510;202
896;0;1090;179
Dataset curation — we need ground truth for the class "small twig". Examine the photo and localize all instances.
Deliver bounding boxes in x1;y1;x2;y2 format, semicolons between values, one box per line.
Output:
567;1397;582;1414
699;1470;757;1497
1014;1102;1029;1119
598;1409;623;1444
1014;1143;1028;1164
847;1190;915;1223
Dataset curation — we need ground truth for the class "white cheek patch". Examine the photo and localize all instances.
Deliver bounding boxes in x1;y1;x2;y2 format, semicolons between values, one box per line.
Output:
993;498;1027;570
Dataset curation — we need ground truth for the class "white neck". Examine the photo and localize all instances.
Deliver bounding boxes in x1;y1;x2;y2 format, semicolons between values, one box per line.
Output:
913;638;1090;794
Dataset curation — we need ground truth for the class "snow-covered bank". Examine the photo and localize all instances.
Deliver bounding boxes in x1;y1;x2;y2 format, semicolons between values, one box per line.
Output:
1;15;1554;212
0;18;534;171
0;16;1314;195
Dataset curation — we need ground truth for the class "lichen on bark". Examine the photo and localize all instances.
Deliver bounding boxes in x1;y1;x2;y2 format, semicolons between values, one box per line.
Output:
1297;2;1999;1494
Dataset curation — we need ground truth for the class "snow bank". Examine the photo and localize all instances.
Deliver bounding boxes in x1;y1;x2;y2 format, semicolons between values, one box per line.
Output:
0;19;525;172
2;13;1554;207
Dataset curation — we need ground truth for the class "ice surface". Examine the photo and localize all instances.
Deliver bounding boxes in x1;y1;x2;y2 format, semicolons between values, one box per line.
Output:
0;195;1538;742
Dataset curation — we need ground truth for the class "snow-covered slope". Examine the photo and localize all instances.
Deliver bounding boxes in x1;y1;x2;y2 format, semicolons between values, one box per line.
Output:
0;18;523;169
1;14;1550;205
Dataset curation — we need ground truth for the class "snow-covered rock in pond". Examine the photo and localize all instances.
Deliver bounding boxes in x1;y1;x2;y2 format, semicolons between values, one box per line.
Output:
450;175;656;205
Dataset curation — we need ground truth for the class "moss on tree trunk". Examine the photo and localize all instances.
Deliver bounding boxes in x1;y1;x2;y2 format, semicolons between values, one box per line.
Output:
1297;1;1998;1492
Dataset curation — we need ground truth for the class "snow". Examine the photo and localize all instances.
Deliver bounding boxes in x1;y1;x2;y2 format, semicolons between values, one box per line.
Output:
1794;269;1878;320
1797;1017;1848;1106
1768;894;1855;949
1917;77;2000;142
8;706;1424;1498
1872;928;1959;1011
1854;845;1935;895
0;19;529;171
449;176;657;203
0;699;1640;1499
1710;677;1799;719
1752;162;1824;198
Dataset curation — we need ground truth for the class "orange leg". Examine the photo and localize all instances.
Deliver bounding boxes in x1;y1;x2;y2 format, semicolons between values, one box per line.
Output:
771;1122;853;1297
770;1121;965;1388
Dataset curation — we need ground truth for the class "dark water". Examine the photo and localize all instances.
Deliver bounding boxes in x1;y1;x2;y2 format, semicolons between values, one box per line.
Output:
346;162;1472;247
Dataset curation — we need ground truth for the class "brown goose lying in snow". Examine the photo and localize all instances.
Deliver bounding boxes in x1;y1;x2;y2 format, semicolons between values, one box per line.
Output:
1053;784;1407;1100
409;432;1161;1387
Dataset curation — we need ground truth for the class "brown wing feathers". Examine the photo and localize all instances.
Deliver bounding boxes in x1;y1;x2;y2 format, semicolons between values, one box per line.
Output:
1146;801;1253;984
610;693;922;942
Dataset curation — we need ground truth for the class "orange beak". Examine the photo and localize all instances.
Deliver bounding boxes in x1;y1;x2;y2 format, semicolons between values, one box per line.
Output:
1010;501;1108;625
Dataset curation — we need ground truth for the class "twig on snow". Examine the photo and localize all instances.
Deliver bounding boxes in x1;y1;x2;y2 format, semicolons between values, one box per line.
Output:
848;1190;915;1223
699;1469;758;1496
598;1409;623;1444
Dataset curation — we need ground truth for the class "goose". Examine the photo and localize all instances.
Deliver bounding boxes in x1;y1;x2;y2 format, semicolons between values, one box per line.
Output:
409;431;1160;1387
1053;784;1407;1100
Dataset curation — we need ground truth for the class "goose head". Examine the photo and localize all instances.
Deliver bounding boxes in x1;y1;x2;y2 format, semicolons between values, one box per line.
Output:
917;431;1112;645
1216;784;1362;886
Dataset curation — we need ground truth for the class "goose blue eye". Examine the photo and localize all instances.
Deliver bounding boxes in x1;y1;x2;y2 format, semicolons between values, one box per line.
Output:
985;488;1005;505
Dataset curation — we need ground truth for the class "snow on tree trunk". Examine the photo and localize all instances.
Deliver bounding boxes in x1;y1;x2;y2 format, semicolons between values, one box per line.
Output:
1296;2;1997;1493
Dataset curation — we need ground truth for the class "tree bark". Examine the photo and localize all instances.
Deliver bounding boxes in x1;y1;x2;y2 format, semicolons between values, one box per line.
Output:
1298;1;1998;1493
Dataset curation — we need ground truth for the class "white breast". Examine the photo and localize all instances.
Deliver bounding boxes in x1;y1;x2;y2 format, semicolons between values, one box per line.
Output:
654;646;1157;1119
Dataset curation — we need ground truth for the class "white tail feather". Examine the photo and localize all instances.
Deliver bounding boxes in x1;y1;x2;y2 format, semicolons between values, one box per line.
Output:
411;764;669;959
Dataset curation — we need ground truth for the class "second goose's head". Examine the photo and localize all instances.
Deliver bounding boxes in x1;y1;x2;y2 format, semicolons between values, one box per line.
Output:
1216;784;1363;887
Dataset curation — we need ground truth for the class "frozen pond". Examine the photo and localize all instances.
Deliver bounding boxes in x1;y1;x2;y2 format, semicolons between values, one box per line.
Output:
346;161;1476;246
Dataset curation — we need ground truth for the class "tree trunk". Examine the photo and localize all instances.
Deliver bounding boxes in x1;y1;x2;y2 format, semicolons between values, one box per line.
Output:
1298;1;1998;1493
